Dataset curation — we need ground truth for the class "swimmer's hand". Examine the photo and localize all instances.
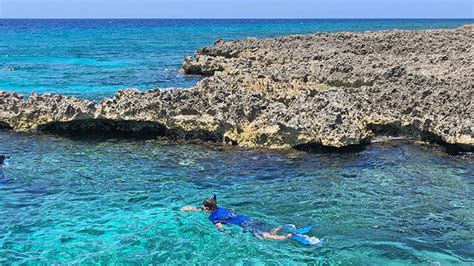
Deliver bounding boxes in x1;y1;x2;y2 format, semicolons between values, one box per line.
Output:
181;206;200;212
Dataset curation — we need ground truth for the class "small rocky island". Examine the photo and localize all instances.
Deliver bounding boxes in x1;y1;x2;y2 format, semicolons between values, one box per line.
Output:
1;25;473;151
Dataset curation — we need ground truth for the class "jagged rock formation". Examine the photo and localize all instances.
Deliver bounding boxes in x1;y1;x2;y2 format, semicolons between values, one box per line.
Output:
1;25;473;151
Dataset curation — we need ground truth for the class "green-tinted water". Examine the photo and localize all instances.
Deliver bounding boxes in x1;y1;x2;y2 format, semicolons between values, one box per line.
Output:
1;19;474;264
1;131;472;264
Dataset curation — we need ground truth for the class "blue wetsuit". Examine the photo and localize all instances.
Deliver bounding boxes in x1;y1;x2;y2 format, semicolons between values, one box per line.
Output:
208;207;320;245
208;207;270;237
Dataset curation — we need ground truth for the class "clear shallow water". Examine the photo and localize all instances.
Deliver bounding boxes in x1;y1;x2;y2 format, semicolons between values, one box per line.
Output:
0;130;472;264
1;19;474;264
1;19;474;99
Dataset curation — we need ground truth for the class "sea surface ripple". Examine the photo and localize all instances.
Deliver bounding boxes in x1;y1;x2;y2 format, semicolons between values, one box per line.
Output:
0;131;472;264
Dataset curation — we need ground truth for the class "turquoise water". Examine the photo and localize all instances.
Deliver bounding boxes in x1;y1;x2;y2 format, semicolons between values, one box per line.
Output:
1;19;473;99
1;19;474;264
1;131;473;264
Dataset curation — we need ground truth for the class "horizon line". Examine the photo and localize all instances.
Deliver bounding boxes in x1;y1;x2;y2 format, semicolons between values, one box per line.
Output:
1;17;473;20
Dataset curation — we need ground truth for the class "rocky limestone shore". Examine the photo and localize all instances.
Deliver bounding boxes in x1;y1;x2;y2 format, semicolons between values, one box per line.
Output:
1;25;473;151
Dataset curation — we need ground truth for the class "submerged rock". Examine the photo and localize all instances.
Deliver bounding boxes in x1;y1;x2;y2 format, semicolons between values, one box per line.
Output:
1;26;473;151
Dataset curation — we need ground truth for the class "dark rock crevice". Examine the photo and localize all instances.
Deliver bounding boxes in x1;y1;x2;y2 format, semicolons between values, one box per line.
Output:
36;119;227;143
0;121;12;129
367;123;473;153
37;119;168;138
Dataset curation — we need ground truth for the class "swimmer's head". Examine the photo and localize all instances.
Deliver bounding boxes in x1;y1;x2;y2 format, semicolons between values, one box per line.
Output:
202;194;217;212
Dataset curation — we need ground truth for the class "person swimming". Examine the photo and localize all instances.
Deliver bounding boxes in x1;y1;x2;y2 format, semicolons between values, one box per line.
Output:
181;195;322;245
0;154;11;165
0;155;11;186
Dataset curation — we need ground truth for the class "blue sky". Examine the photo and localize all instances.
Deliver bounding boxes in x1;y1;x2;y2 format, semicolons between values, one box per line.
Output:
1;0;473;18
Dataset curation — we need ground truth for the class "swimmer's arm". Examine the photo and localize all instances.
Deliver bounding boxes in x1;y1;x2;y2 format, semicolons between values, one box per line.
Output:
181;206;201;212
215;222;225;232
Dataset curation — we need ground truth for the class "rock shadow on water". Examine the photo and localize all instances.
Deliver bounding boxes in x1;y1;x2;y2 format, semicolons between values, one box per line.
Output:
293;142;367;154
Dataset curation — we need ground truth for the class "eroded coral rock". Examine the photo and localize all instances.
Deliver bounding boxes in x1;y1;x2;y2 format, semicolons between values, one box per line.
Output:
1;26;473;151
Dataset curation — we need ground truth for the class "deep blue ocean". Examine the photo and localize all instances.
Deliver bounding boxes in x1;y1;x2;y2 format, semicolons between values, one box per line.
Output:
1;19;473;98
0;19;473;264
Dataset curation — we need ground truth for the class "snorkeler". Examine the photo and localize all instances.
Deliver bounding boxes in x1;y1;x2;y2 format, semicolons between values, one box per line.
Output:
181;195;322;245
0;155;11;186
0;154;11;165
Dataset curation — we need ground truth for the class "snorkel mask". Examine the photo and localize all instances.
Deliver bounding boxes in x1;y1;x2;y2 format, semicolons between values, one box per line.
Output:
202;194;217;211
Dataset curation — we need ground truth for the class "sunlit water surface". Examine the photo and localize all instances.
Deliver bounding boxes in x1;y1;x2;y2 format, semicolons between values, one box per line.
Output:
1;19;474;264
1;19;473;99
0;130;472;264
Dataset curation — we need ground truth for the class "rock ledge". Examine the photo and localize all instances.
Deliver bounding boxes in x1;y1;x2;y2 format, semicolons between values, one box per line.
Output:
1;26;473;151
